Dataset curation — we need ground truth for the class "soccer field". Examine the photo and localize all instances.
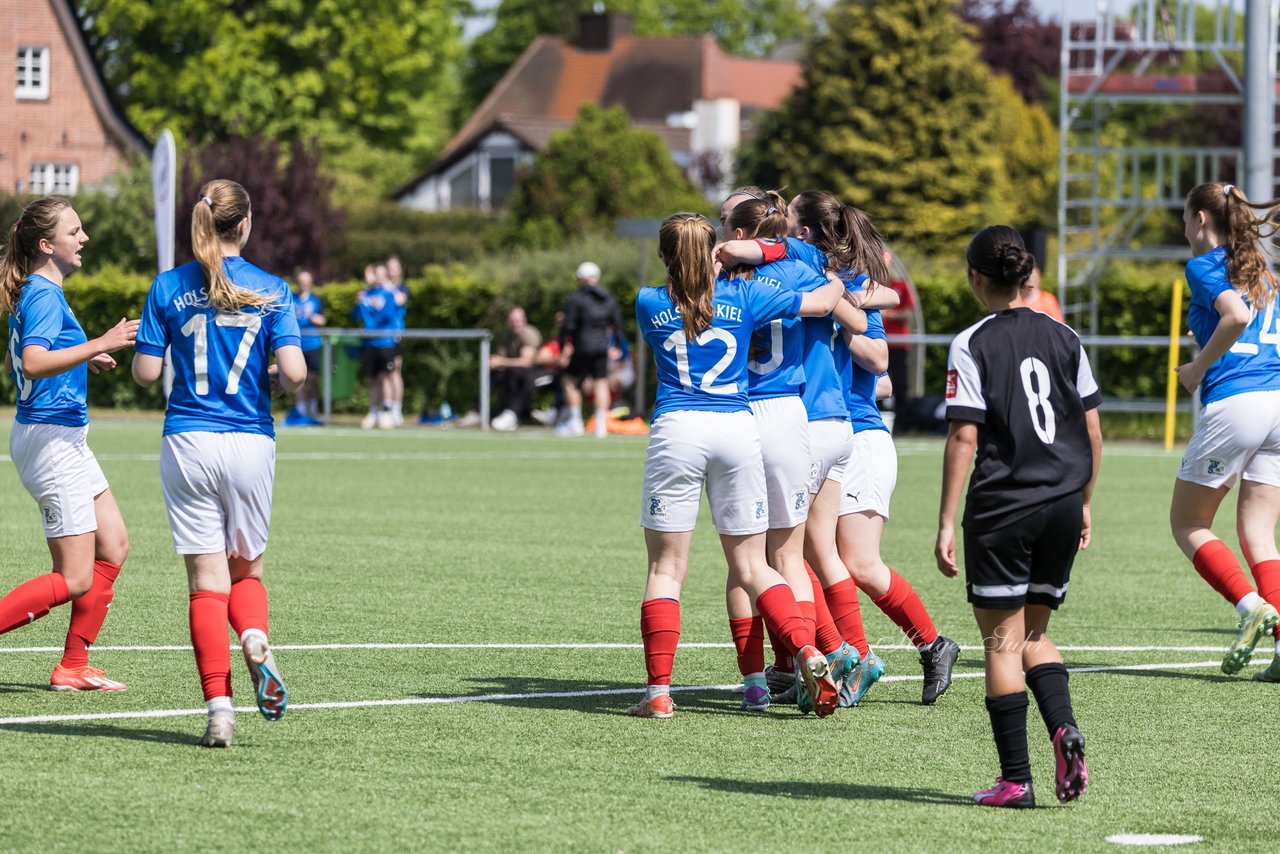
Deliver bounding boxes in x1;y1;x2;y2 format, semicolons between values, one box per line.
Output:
0;417;1273;852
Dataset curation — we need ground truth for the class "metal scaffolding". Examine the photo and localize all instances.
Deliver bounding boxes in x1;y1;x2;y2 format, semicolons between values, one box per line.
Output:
1057;0;1279;338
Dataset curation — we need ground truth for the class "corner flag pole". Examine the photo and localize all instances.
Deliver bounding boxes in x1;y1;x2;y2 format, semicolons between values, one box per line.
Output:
1164;278;1184;452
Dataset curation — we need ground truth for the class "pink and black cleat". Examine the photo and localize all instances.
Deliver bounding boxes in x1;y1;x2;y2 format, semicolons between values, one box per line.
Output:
973;777;1035;808
1052;724;1089;803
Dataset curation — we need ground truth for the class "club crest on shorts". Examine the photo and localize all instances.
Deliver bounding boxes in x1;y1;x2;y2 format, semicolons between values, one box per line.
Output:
754;499;766;520
793;491;807;511
1204;458;1226;477
647;496;668;520
41;504;59;527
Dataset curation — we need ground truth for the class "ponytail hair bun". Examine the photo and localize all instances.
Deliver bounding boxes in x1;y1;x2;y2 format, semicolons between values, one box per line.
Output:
966;225;1035;291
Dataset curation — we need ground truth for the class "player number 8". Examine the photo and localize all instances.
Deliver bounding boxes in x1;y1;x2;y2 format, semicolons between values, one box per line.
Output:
1019;356;1056;445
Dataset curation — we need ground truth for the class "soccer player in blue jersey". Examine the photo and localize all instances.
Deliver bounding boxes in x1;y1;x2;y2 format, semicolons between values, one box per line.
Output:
132;179;307;747
355;267;400;429
286;269;325;426
1170;182;1280;679
0;197;137;692
629;212;846;719
719;192;867;715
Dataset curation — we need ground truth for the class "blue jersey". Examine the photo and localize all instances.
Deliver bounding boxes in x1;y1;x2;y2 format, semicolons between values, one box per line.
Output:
7;275;89;427
1186;247;1280;405
834;273;888;433
392;284;409;331
354;286;399;348
136;258;301;438
295;292;324;352
638;278;801;420
741;258;826;400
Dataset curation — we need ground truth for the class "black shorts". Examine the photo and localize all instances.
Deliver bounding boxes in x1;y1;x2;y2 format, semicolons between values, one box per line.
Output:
964;491;1083;611
303;348;321;374
362;346;397;378
566;350;608;380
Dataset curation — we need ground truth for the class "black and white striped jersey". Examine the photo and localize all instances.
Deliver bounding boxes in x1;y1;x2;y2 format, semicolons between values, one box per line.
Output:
945;308;1101;529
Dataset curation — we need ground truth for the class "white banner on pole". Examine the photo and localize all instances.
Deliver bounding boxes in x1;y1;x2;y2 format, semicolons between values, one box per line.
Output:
152;129;177;396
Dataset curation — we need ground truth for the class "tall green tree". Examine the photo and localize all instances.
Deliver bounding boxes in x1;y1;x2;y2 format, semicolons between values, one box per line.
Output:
76;0;466;198
505;104;708;247
462;0;815;114
738;0;1058;251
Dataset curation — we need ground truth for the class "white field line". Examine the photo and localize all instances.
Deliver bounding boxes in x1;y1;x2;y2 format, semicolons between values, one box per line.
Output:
0;642;1244;654
0;451;643;464
0;659;1228;727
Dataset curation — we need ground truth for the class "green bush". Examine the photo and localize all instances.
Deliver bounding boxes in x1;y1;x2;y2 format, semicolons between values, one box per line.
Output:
331;203;504;280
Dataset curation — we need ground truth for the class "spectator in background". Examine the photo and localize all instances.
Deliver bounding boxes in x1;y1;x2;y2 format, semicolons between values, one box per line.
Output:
582;327;634;416
386;256;409;426
355;265;399;429
286;270;326;426
1022;265;1065;323
557;261;622;438
489;307;545;431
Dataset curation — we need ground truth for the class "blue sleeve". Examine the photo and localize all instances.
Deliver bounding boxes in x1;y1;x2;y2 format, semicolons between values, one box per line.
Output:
19;286;62;351
786;237;828;276
791;262;828;295
862;309;886;340
271;286;302;349
135;276;169;357
747;281;803;326
1186;257;1236;308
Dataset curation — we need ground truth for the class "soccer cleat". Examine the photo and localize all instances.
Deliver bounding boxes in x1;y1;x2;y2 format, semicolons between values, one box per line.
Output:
376;410;396;430
198;711;235;748
1252;655;1280;682
848;649;885;706
241;631;288;722
1222;602;1279;675
741;677;770;712
626;694;675;718
794;645;839;717
973;778;1035;808
827;642;861;707
360;412;378;430
919;635;961;705
490;409;518;432
1052;725;1089;803
50;663;128;692
765;664;796;696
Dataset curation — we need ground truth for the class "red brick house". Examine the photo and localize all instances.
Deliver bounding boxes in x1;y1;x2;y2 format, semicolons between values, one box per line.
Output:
1;0;145;195
395;13;801;211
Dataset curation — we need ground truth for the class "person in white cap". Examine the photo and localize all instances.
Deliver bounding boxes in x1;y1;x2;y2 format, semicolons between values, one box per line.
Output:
557;261;622;437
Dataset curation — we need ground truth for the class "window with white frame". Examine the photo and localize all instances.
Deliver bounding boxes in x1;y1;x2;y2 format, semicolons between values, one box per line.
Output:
16;46;50;100
29;163;79;195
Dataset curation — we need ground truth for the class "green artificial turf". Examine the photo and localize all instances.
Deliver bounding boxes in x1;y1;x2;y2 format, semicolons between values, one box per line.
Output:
0;416;1274;852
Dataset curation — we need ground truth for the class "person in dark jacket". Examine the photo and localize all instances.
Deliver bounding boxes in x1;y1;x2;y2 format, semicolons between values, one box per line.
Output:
557;261;622;437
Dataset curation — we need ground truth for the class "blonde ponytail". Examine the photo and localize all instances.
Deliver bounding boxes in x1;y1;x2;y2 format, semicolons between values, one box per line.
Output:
659;213;716;341
192;179;277;313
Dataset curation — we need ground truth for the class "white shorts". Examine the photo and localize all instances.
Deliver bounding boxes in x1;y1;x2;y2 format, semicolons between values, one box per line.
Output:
9;422;109;537
751;396;811;528
841;428;897;519
808;418;854;492
160;432;277;558
641;410;769;535
1178;390;1280;489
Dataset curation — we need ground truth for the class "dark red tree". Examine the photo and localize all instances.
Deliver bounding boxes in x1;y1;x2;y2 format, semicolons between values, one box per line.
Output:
958;0;1060;103
177;136;345;281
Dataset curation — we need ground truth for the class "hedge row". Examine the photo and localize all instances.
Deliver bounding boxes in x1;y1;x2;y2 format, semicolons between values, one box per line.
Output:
0;248;1190;414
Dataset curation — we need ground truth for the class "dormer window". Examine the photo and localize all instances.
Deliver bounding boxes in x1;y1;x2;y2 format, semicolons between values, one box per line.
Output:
17;46;50;100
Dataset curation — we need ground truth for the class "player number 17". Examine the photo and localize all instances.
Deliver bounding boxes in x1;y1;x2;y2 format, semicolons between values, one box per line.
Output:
180;312;262;396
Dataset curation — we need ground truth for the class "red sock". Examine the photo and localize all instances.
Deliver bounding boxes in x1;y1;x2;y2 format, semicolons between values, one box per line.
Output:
870;569;939;648
1249;559;1280;639
61;560;121;669
767;626;792;671
228;577;269;639
641;598;680;686
756;584;813;658
728;616;764;675
1193;540;1257;607
0;572;70;636
189;591;232;701
797;600;817;646
824;579;869;656
807;564;844;655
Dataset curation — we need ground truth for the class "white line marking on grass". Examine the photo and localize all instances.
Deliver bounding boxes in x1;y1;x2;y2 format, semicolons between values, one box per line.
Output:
43;451;644;463
0;660;1228;727
1107;834;1203;846
0;642;1242;654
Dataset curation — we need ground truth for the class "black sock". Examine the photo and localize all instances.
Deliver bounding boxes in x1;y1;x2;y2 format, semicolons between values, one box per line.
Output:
985;692;1032;784
1026;662;1077;738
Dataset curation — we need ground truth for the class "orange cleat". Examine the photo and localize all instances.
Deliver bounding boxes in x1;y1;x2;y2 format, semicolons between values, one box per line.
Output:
626;693;675;718
50;663;128;692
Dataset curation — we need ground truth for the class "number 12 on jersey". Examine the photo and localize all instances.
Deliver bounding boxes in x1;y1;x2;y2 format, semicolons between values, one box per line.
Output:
180;312;262;396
